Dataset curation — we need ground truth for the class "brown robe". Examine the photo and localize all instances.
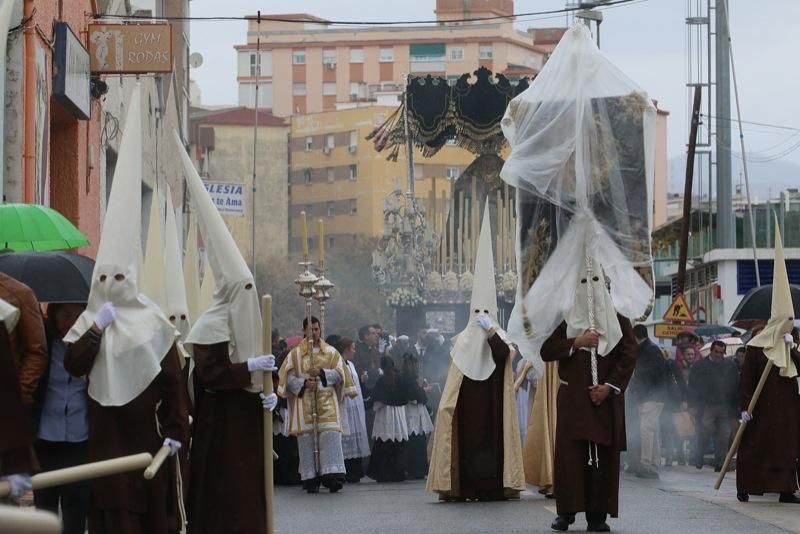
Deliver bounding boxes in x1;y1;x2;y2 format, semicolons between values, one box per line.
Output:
187;342;266;534
0;273;48;405
64;330;189;534
0;324;39;476
736;346;800;495
541;316;636;518
453;333;510;499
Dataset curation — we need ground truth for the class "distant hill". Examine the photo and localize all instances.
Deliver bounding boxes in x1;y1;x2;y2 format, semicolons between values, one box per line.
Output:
668;154;800;200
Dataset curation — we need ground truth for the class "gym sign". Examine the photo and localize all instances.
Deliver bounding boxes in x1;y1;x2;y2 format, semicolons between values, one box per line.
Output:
88;23;173;74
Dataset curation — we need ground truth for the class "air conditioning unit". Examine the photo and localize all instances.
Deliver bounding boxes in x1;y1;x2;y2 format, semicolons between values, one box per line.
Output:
348;145;357;154
322;146;332;155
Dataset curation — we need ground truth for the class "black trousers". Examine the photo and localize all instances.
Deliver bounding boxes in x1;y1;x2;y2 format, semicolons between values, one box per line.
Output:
33;440;90;534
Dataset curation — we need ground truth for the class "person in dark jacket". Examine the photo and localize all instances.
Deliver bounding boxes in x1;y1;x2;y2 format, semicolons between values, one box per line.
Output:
33;303;90;534
688;340;740;471
627;325;670;478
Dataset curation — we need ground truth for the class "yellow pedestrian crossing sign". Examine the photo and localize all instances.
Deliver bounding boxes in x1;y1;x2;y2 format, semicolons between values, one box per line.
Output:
663;293;695;322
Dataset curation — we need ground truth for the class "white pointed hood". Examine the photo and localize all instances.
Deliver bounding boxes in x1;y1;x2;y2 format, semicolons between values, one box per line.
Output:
183;218;202;323
164;187;191;340
173;130;262;392
452;203;508;380
0;298;19;333
65;85;176;406
748;219;797;378
142;189;167;311
565;256;622;357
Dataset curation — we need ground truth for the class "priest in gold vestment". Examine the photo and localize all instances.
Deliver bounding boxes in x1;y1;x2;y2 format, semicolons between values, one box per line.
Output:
278;316;357;493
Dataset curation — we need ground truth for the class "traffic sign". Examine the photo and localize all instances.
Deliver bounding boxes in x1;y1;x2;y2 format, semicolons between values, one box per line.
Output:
655;323;696;339
663;293;695;322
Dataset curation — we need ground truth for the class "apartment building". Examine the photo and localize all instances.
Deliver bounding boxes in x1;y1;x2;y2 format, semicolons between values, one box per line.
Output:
235;0;561;116
289;106;474;252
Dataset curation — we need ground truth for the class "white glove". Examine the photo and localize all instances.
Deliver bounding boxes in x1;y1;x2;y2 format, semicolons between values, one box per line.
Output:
2;474;32;501
475;313;493;332
94;302;117;330
784;333;796;348
260;392;278;411
740;411;753;423
163;437;182;457
247;354;277;372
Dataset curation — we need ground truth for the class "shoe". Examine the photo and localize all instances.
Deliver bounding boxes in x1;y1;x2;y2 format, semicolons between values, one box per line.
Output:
779;493;800;504
737;492;749;502
587;522;611;532
550;515;574;531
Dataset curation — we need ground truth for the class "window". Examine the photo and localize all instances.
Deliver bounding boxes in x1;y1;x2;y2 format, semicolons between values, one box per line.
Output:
303;169;312;185
327;168;335;183
449;47;464;61
325;134;335;149
479;45;493;59
327;237;335;249
349;48;364;63
306;204;313;215
413;163;423;178
249;53;259;76
350;199;358;215
322;82;337;96
305;136;313;151
409;43;445;73
322;49;337;65
349;82;367;100
327;202;335;217
446;166;460;179
349;164;358;181
292;83;307;96
292;50;306;65
379;47;394;62
349;130;358;149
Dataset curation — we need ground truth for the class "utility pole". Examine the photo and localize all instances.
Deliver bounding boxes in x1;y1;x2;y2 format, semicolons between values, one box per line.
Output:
715;0;734;248
677;87;702;295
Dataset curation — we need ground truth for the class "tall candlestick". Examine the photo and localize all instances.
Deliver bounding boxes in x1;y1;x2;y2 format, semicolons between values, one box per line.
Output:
318;219;324;266
504;183;511;270
459;192;466;273
471;176;477;270
448;192;454;272
300;211;309;258
496;189;502;272
431;176;437;228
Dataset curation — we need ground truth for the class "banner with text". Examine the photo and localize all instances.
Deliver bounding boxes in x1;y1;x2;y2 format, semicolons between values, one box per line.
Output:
204;181;245;216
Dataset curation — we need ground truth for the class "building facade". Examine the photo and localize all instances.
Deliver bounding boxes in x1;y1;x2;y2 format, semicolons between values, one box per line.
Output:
235;0;559;116
1;0;192;259
189;107;290;268
289;105;474;252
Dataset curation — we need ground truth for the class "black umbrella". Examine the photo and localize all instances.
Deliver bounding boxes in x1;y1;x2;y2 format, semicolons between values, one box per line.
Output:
0;251;94;303
729;284;800;323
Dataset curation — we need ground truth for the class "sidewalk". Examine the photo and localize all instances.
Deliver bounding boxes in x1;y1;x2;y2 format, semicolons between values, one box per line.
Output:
625;464;800;533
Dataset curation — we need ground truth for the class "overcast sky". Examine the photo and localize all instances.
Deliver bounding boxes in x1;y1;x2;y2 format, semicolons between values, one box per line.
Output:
188;0;800;180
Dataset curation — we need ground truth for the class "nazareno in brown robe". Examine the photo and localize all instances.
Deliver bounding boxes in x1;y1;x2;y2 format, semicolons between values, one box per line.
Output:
187;342;266;534
454;332;510;500
64;329;189;534
736;346;800;495
0;323;39;477
541;316;636;518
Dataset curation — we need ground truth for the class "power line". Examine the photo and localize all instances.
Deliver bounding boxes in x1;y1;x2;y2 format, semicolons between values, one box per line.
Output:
701;113;800;133
93;0;643;26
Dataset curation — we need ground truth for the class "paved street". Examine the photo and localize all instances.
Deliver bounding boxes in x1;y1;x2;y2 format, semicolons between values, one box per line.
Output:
274;465;799;533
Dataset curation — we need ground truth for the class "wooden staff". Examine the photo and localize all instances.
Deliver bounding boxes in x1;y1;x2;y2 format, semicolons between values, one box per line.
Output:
261;295;276;534
144;445;171;480
0;453;153;498
714;360;773;490
0;505;61;534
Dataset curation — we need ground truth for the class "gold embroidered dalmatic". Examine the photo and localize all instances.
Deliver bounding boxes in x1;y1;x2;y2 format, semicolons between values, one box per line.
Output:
277;340;357;436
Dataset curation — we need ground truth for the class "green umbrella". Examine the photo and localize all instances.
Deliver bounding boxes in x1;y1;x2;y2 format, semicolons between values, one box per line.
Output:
0;203;89;251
